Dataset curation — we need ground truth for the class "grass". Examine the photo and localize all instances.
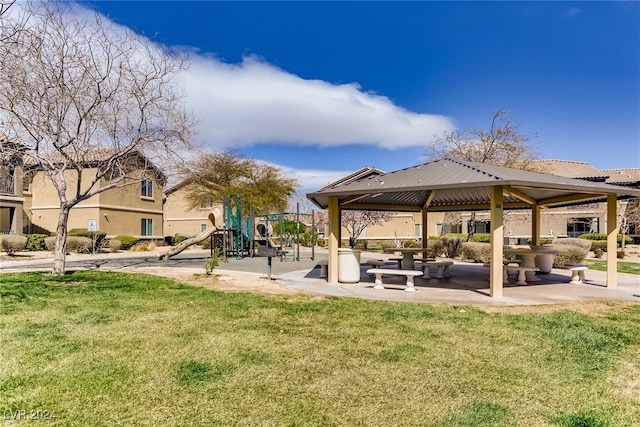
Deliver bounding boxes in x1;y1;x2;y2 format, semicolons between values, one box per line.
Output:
585;259;640;275
1;271;639;426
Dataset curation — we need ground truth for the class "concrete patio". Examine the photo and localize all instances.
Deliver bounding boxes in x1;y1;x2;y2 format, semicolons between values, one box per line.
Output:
3;246;637;307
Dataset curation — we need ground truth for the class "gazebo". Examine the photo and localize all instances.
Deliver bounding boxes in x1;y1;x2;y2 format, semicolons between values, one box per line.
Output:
307;158;640;298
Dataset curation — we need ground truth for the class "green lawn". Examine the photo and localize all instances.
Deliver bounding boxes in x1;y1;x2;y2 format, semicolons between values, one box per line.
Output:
585;259;640;275
1;272;639;426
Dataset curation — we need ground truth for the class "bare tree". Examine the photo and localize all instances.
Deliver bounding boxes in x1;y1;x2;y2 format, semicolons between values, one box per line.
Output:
0;0;15;17
0;3;193;275
428;110;540;240
427;109;539;170
341;210;394;246
619;199;640;250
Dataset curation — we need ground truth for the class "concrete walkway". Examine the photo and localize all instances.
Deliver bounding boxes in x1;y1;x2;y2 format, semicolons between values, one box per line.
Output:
1;247;639;306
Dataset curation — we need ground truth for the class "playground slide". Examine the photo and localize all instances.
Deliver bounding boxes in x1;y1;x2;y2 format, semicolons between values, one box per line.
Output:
158;209;221;261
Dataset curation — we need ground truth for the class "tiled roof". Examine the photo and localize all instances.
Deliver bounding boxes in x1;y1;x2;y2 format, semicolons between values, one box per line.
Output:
531;160;610;181
22;148;166;183
602;168;640;185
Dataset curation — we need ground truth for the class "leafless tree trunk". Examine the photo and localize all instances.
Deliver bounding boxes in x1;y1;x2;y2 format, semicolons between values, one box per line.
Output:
0;3;194;275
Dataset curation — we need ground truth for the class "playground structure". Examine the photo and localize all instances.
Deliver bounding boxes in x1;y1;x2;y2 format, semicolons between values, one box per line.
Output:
207;194;317;262
159;193;317;261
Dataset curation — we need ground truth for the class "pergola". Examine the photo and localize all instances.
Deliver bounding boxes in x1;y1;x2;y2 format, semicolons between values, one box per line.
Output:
307;159;640;298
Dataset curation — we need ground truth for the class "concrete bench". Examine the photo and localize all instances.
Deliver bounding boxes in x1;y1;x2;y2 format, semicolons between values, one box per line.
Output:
317;260;328;278
484;261;522;282
504;265;539;285
567;264;588;284
421;261;453;279
366;268;423;292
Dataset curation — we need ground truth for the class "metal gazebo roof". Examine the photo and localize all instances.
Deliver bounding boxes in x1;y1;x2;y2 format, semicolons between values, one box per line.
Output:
307;158;640;211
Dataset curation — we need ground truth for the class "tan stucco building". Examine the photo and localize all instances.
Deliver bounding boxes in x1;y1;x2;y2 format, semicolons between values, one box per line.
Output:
163;182;218;237
22;151;166;239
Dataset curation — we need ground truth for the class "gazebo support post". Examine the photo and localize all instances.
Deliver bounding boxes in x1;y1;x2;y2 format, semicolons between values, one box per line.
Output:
421;208;428;253
606;194;618;288
531;205;541;246
489;186;505;298
327;196;340;284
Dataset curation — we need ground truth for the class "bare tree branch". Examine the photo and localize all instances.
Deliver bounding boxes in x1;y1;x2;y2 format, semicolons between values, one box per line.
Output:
0;3;194;274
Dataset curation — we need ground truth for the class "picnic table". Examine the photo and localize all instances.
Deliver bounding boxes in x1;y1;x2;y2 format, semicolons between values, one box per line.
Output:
383;247;425;269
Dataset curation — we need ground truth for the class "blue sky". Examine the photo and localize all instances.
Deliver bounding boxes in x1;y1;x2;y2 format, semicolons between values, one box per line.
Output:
78;1;639;191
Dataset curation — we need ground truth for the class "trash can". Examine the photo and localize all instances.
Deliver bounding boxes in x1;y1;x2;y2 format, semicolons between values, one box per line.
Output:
338;248;361;283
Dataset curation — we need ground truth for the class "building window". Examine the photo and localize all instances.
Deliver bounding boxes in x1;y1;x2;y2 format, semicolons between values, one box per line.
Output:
141;179;153;198
200;224;207;232
141;218;153;236
567;217;596;238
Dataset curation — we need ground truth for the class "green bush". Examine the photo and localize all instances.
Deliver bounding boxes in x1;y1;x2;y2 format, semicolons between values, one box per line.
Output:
66;236;92;253
316;237;326;247
380;240;397;249
0;234;27;255
579;233;632;245
402;240;420;248
551;245;588;268
174;234;190;245
578;233;607;241
113;235;139;250
24;234;48;251
593;248;604;258
617;250;625;259
441;236;464;258
554;238;592;251
461;242;491;263
471;233;490;243
204;249;228;275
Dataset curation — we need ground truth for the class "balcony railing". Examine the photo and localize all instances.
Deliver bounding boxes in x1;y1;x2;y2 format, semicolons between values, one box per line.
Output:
0;175;15;195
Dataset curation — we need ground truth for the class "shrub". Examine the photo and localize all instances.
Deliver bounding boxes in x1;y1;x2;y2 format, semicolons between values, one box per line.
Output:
316;237;326;247
553;238;592;251
44;236;56;251
113;235;138;250
578;233;607;241
426;238;444;258
66;236;92;253
174;234;189;245
24;234;48;251
68;228;106;250
0;234;27;255
617;250;625;259
551;245;588;268
108;239;121;252
204;249;228;274
593;248;604;258
380;240;397;249
441;236;464;258
402;240;420;248
590;241;608;252
130;241;156;252
579;233;632;245
471;233;490;243
461;242;491;263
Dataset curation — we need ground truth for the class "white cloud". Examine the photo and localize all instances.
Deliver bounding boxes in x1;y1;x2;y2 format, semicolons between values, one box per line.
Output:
9;2;454;152
180;55;454;150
